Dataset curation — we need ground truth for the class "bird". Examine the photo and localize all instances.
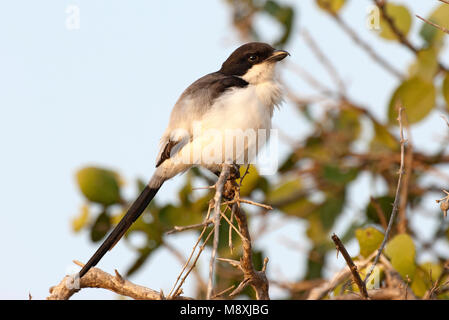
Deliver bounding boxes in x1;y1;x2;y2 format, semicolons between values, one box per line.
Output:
78;42;289;279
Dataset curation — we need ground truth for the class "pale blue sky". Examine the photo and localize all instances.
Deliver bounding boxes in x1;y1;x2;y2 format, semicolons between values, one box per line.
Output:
0;1;447;299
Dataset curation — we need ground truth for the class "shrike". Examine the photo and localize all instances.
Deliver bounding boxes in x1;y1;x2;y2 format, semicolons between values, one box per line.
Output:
78;42;289;278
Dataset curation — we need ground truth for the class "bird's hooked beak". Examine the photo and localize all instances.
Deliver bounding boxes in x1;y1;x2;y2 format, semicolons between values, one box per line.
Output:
267;49;290;62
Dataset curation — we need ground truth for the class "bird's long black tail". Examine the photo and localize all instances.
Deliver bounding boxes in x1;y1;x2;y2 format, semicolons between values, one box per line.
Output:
78;184;161;278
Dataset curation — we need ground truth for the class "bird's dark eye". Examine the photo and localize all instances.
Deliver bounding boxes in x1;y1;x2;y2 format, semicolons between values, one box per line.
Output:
248;55;258;62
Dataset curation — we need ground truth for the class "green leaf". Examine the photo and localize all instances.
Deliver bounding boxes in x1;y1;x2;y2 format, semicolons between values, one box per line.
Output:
419;4;449;46
90;211;111;242
379;3;412;41
370;122;399;153
388;77;436;125
335;108;361;143
76;167;121;206
278;152;300;173
316;0;346;13
305;245;326;280
266;177;316;217
266;178;302;204
318;195;345;229
366;196;394;224
355;227;384;258
178;177;193;206
409;48;439;82
276;197;317;218
306;214;327;244
126;243;161;277
238;165;260;197
322;165;359;185
71;204;90;232
411;262;443;297
263;1;294;46
303;136;331;162
385;234;416;280
443;73;449;111
158;204;202;230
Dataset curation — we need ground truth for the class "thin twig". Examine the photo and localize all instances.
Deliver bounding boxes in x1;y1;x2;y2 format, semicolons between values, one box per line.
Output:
301;28;347;95
322;3;404;79
168;202;213;298
307;251;377;300
166;218;213;234
364;105;406;283
231;203;270;300
171;227;215;298
239;165;251;187
373;0;448;72
285;61;337;96
373;0;417;53
228;205;234;253
222;198;273;210
211;285;236;299
370;197;388;231
163;242;206;291
219;206;245;239
206;164;231;299
398;112;412;233
331;234;369;299
416;14;449;35
47;261;191;300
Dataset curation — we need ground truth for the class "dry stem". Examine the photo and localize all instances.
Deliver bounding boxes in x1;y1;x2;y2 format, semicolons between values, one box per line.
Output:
364;105;407;282
47;260;191;300
331;234;369;299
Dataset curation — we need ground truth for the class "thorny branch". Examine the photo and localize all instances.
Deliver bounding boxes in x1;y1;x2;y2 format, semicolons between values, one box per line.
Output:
228;202;270;299
47;260;191;300
320;0;404;79
416;0;449;35
50;2;449;301
207;164;231;299
331;234;369;299
307;251;378;300
364;105;407;283
416;14;449;35
49;165;272;300
373;0;448;72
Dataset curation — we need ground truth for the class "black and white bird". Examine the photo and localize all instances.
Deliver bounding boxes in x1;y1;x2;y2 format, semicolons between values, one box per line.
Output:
78;42;289;278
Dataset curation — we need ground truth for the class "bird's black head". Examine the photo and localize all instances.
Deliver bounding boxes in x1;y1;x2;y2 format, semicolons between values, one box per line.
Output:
219;42;289;83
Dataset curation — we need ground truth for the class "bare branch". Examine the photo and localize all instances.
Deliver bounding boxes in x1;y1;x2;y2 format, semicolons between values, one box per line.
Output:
373;0;417;53
398;112;412;233
169;202;214;298
333;288;412;300
230;202;270;300
166;218;213;234
373;0;448;72
207;164;231;299
307;251;377;300
416;14;449;35
47;261;191;300
364;105;407;282
331;234;369;299
322;2;404;79
370;197;388;231
301;29;347;95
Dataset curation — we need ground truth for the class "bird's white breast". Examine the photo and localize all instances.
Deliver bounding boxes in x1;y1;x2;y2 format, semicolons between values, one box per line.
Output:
202;80;282;132
153;79;283;184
